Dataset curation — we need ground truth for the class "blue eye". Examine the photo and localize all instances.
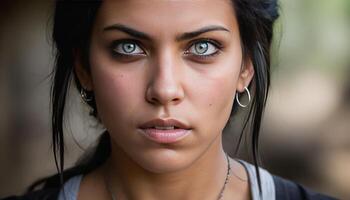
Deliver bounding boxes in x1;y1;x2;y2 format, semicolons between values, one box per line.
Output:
187;41;219;56
112;41;144;55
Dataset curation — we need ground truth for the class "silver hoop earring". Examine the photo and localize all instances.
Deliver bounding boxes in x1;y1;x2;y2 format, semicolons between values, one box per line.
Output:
235;86;251;108
80;88;93;102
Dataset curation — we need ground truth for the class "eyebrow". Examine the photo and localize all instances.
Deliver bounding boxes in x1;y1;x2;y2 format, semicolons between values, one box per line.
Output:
176;25;230;41
103;24;151;40
103;24;230;41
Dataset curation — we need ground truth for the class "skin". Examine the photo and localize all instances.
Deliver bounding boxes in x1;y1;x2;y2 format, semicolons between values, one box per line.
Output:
75;0;254;199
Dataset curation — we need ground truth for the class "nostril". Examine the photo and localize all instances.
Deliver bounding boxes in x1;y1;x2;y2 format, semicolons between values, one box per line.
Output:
147;96;181;105
150;97;159;104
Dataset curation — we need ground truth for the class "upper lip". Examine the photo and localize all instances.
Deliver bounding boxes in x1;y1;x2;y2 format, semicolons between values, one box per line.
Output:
139;118;191;129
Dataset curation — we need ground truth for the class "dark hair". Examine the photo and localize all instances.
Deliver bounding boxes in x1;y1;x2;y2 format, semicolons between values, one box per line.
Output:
28;0;279;194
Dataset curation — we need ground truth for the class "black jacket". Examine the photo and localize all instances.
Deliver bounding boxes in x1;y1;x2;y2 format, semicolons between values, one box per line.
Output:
1;175;337;200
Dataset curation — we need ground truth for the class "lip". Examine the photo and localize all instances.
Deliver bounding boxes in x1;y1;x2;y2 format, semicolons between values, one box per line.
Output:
138;118;192;144
139;118;191;129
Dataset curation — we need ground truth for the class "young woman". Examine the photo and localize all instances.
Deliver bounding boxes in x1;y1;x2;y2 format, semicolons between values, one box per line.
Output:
2;0;337;200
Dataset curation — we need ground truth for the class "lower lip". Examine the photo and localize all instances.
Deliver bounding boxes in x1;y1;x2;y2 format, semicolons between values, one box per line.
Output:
139;128;191;144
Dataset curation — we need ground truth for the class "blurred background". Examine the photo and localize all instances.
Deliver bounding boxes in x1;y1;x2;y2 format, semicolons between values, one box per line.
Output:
0;0;349;199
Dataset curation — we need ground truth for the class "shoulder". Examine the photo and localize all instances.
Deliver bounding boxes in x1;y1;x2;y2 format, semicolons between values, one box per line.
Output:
238;160;338;200
0;188;60;200
272;175;338;200
1;174;84;200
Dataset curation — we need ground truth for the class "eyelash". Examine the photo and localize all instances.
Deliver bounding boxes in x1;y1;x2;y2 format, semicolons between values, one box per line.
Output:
185;38;223;59
110;39;145;58
109;39;223;60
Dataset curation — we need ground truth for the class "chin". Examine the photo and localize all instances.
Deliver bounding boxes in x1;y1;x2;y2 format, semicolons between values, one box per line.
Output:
131;148;196;174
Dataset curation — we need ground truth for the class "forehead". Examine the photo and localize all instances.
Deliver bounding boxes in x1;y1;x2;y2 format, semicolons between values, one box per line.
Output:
94;0;238;37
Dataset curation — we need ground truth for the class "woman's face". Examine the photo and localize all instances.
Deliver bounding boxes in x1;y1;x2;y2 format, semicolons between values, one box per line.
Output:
76;0;253;173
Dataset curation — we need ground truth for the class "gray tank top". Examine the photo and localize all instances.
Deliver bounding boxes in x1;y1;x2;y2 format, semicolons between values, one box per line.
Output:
238;160;276;200
58;161;275;200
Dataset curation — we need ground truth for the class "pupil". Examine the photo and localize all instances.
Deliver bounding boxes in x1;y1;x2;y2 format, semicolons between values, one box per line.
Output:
195;42;208;54
123;43;135;53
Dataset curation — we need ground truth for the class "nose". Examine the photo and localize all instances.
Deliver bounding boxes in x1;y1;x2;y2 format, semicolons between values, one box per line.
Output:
146;51;185;106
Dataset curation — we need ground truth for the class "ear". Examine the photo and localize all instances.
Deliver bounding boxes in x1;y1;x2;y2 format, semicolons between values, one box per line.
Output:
236;59;254;92
74;50;93;91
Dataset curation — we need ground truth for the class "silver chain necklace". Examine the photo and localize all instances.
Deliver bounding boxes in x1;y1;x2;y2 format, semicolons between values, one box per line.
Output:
104;153;231;200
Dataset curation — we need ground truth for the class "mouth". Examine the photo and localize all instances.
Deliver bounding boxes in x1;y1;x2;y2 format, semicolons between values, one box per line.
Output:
138;118;192;144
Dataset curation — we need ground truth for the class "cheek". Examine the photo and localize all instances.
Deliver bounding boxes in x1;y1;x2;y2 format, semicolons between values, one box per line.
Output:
198;78;236;129
188;57;241;131
89;61;143;128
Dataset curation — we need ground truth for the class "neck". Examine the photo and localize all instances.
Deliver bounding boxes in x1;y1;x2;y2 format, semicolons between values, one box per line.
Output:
104;137;228;200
